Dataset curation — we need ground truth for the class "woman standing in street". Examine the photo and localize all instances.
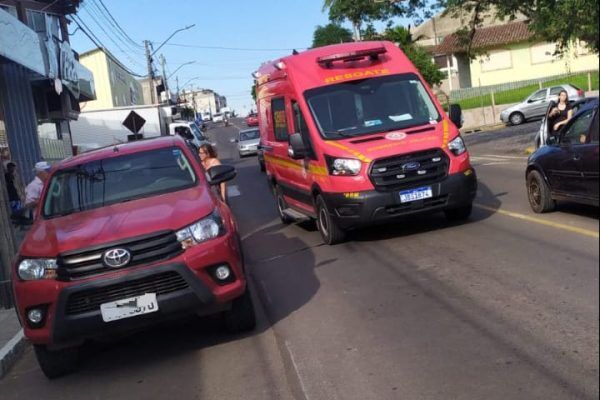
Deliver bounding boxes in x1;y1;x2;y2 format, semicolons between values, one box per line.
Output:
199;143;227;202
549;90;574;133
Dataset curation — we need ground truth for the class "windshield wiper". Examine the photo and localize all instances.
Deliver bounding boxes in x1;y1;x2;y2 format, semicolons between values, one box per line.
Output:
322;127;359;138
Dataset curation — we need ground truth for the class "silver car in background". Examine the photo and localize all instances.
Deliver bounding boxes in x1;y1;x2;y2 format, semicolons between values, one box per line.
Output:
234;128;260;157
500;84;585;125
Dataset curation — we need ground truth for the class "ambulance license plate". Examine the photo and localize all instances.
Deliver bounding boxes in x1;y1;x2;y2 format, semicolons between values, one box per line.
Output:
399;186;433;203
100;293;158;322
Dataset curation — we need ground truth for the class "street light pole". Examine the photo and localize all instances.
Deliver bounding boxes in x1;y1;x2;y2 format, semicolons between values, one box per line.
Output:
144;24;195;105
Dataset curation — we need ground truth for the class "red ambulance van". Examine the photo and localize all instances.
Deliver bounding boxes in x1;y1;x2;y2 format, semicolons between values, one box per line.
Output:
255;41;477;244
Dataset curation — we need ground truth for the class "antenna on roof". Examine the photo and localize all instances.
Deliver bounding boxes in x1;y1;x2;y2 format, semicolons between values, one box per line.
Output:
292;49;299;55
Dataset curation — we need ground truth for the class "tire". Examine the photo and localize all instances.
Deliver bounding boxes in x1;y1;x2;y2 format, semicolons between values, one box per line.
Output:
444;204;473;222
316;195;346;245
275;185;294;224
527;170;555;213
509;112;525;126
34;345;79;379
223;287;256;333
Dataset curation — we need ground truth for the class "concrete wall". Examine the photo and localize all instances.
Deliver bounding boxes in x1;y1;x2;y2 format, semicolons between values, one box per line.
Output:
470;42;600;87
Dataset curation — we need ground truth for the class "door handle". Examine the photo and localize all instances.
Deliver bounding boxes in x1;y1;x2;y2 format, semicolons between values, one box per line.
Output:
572;154;581;161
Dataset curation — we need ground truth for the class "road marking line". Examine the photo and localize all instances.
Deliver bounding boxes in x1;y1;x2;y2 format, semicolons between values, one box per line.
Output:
479;154;528;160
474;203;599;238
480;162;510;166
284;340;311;400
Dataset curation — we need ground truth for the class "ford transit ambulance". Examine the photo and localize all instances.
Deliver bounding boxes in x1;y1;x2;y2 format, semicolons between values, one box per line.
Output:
255;41;477;244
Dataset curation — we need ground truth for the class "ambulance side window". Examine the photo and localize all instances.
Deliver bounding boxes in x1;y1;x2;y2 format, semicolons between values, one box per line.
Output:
292;100;315;159
271;97;288;142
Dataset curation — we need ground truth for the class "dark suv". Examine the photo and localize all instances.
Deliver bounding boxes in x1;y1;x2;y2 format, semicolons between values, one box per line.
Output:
13;136;255;378
526;98;599;212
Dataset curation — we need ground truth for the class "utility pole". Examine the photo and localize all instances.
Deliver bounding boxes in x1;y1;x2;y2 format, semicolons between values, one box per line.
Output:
0;162;17;308
160;55;169;103
144;40;156;105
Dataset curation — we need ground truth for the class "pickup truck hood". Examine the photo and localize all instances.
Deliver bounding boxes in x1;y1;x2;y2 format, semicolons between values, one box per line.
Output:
325;121;457;161
20;185;214;257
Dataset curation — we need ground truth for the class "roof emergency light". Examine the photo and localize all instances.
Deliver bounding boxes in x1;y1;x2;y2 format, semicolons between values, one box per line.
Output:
317;46;387;68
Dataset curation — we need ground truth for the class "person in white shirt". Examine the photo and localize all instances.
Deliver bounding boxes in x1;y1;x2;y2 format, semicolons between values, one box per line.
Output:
25;161;51;209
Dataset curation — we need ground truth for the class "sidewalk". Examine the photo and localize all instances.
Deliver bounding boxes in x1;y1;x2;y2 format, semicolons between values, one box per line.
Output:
0;308;25;378
0;228;28;379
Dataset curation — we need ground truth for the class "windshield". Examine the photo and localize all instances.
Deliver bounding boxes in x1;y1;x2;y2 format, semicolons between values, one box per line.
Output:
305;73;441;139
43;147;197;218
189;123;205;141
240;130;260;141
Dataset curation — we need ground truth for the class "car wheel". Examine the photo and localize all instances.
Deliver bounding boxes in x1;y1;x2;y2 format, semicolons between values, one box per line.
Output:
34;344;79;379
444;204;473;222
509;112;525;126
275;185;294;224
316;195;346;245
527;170;555;213
223;286;256;333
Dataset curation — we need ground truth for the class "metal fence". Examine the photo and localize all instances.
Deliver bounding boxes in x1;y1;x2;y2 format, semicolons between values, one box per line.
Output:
449;69;599;101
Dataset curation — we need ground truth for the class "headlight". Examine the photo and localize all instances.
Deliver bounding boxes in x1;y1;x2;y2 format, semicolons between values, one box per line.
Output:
327;157;362;176
18;259;57;281
176;210;225;248
448;136;467;156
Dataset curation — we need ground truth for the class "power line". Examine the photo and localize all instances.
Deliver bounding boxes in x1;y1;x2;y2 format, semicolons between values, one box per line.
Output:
91;0;144;49
71;15;145;77
86;0;144;55
152;42;307;52
80;3;145;68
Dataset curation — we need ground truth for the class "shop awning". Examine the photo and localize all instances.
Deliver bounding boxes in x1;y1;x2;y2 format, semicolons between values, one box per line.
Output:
0;8;46;76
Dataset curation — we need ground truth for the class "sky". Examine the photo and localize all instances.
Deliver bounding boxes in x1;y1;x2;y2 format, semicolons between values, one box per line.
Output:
70;0;414;115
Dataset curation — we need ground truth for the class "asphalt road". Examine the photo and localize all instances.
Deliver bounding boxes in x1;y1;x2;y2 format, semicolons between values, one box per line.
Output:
1;120;598;400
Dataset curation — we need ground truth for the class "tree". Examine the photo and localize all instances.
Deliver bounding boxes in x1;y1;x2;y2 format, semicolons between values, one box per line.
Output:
312;23;353;48
441;0;599;55
382;26;445;86
323;0;431;40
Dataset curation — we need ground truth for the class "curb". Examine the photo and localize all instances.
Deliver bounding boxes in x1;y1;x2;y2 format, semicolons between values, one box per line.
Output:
0;329;26;378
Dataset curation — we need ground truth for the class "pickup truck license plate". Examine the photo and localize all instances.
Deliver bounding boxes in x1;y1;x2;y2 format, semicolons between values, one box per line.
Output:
100;293;159;322
399;186;433;203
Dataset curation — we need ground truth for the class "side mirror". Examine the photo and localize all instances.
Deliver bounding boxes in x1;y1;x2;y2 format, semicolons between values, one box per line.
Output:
288;133;307;160
206;165;236;185
448;104;463;129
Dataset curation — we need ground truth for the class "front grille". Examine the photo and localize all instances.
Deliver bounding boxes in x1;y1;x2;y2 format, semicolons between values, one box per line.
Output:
369;148;449;192
65;271;189;315
57;231;183;281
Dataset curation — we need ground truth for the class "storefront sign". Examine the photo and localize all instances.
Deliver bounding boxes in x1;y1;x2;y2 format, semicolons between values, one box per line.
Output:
0;9;46;76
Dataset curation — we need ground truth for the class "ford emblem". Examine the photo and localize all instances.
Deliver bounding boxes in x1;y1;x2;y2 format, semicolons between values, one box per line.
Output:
402;161;421;172
103;248;131;268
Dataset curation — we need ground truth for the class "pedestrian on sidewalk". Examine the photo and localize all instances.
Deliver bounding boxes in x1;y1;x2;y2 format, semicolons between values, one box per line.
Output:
199;143;227;202
24;161;51;210
4;162;23;214
549;90;573;133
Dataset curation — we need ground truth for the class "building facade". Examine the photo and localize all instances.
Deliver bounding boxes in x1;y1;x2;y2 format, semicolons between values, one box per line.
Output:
180;88;227;116
413;12;599;92
79;48;143;111
0;0;95;307
0;1;94;180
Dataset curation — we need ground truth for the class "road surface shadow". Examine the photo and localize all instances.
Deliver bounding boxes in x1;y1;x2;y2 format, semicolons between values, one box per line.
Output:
555;202;600;219
349;182;500;243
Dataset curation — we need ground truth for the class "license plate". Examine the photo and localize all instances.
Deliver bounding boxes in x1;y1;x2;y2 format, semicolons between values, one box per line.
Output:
399;186;433;203
100;293;159;322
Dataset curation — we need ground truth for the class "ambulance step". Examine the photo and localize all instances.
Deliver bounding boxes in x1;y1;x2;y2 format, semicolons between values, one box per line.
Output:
282;208;310;221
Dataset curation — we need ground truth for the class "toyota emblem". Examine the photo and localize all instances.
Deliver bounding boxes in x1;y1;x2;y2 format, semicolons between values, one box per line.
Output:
103;248;131;268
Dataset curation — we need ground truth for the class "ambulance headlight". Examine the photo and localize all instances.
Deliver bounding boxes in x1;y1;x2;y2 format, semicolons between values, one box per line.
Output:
327;157;362;176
